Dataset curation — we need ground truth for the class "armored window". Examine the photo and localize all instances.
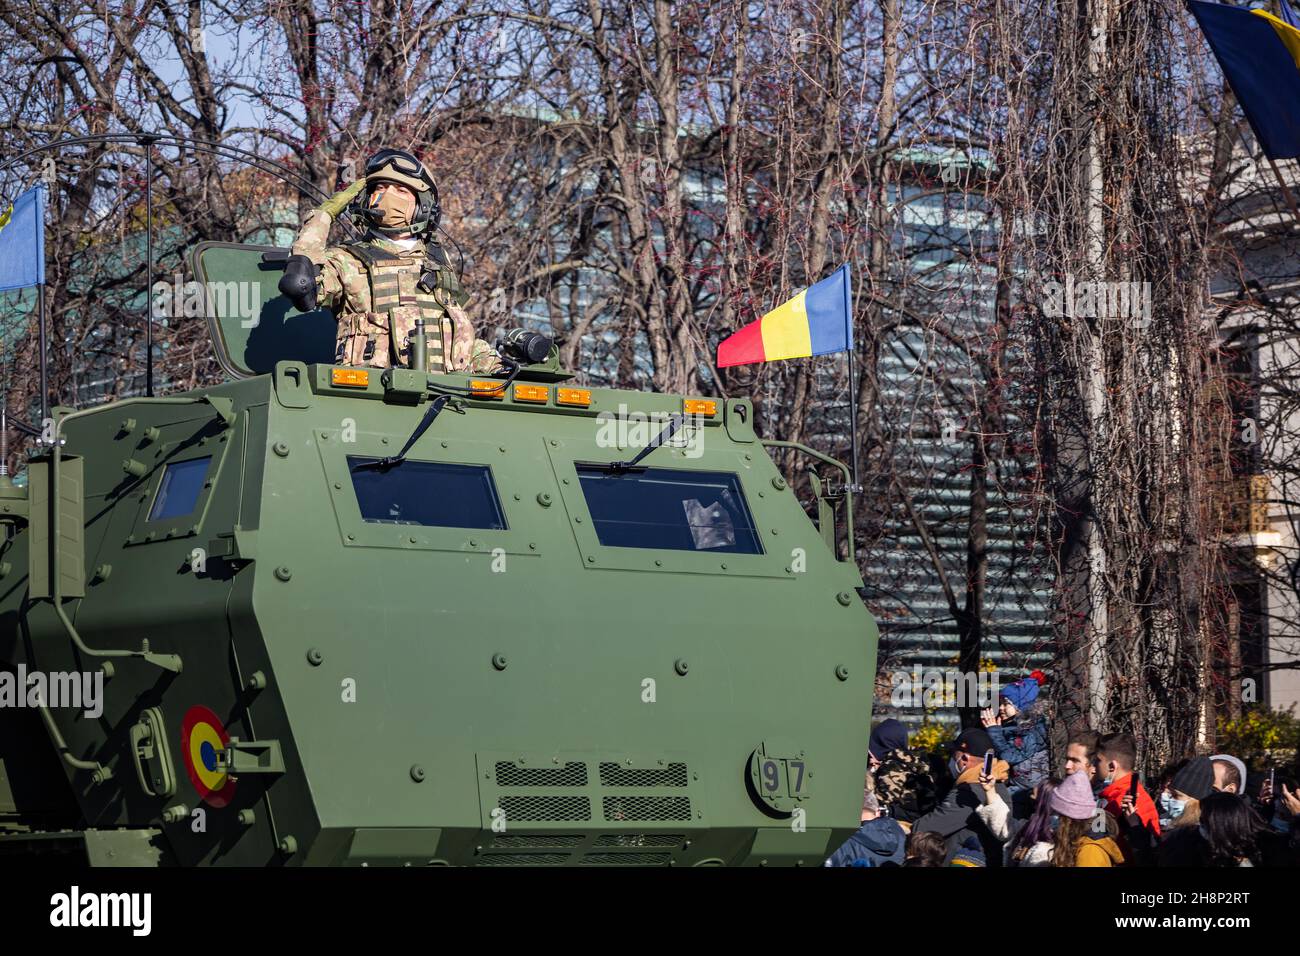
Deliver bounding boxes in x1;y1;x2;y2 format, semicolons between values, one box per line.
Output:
576;466;762;554
348;458;507;530
148;457;213;522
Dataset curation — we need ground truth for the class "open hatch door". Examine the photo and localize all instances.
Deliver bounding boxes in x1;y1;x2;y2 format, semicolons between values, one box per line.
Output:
191;241;338;379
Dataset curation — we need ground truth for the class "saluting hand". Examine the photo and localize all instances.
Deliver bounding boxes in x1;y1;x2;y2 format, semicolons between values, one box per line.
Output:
320;176;369;218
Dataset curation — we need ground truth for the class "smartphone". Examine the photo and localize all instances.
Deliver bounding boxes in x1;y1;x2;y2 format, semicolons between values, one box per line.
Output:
1129;771;1140;799
982;749;995;778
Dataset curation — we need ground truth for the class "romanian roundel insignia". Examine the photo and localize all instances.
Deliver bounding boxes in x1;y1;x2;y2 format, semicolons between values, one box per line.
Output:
180;705;236;807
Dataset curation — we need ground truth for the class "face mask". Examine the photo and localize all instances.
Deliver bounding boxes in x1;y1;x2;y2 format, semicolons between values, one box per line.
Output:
1159;791;1186;820
370;186;416;230
949;756;962;779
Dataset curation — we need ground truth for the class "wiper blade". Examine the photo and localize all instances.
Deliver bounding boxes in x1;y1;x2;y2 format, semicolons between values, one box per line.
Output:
601;414;684;474
353;358;526;472
351;394;461;472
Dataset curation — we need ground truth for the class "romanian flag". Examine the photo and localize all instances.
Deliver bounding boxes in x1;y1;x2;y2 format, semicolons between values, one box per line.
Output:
1190;0;1300;159
716;264;853;368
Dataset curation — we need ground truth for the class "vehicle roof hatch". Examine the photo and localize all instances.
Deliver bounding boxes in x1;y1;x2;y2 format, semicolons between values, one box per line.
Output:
190;241;337;379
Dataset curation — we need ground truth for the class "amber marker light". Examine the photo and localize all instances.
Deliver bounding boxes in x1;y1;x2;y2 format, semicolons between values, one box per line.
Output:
513;384;549;403
556;388;592;407
331;369;370;388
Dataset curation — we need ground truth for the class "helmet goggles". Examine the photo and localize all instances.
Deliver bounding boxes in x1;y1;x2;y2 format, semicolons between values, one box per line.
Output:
358;147;441;235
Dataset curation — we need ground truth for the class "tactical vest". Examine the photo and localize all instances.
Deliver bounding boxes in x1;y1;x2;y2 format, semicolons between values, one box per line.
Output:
337;239;468;370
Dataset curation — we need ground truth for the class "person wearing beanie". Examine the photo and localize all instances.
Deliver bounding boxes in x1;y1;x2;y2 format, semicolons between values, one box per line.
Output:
913;728;1013;866
1166;755;1214;826
1157;764;1267;867
1210;753;1248;797
1154;755;1217;865
981;671;1050;811
868;718;909;769
949;836;986;867
1049;770;1125;867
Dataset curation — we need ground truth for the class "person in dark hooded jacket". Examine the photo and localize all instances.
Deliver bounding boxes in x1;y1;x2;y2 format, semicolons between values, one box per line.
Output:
870;719;940;827
868;718;909;772
825;790;906;867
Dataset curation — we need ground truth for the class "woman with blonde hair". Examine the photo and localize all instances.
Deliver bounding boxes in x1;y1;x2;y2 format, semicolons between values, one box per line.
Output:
1048;771;1124;867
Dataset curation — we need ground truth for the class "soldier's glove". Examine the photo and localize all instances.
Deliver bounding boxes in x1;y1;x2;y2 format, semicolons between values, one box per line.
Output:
278;254;320;312
318;177;368;218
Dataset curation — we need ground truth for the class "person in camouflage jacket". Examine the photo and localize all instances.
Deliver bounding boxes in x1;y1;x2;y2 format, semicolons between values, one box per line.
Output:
280;148;502;374
873;746;941;827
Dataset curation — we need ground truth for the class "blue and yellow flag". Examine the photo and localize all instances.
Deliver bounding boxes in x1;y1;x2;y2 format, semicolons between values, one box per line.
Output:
0;186;46;293
1281;0;1300;31
1190;0;1300;160
717;264;853;368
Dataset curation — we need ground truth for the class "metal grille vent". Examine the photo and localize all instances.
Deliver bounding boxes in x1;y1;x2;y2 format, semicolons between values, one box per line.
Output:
499;795;591;821
594;833;685;848
598;762;689;788
602;796;692;822
495;761;588;788
580;852;672;866
476;853;569;866
490;834;586;849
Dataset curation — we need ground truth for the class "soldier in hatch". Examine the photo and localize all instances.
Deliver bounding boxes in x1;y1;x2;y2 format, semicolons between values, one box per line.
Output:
278;148;502;373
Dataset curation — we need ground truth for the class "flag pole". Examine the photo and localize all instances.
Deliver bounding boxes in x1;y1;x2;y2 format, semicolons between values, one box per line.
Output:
141;133;158;398
847;346;860;491
34;182;49;428
2;341;8;476
844;264;861;493
37;281;48;425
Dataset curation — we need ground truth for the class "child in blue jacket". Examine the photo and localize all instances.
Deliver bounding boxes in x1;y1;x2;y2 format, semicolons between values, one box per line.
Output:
982;672;1050;814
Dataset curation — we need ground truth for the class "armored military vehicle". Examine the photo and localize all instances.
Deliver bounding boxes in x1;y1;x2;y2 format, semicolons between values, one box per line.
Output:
0;241;878;866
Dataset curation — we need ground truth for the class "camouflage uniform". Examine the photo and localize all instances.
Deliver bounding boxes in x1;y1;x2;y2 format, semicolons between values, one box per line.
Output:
872;747;940;826
290;209;501;373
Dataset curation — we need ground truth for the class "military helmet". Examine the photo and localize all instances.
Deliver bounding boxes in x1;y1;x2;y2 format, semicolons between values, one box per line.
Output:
361;148;441;236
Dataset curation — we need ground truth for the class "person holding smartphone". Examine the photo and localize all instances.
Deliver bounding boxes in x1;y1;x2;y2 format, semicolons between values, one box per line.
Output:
913;728;1013;867
1095;732;1162;860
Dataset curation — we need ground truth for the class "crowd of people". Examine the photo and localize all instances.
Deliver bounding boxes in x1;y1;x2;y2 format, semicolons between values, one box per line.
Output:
827;674;1300;867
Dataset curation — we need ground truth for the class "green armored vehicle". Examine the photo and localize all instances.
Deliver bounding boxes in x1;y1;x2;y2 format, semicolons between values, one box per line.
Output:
0;242;878;866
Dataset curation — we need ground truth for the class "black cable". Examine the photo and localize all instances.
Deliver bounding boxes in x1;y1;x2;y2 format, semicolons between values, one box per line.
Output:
437;223;466;277
351;359;524;471
425;357;522;399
